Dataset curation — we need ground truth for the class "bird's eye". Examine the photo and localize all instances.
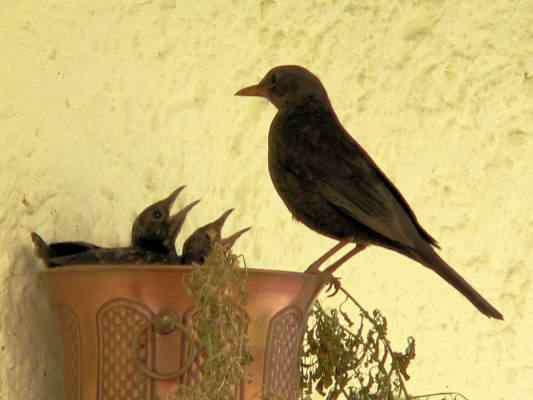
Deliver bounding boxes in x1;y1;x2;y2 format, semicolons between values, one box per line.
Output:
153;210;163;219
271;73;277;85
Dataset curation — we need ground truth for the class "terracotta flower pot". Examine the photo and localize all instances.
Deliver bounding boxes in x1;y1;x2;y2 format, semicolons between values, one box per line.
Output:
45;265;325;400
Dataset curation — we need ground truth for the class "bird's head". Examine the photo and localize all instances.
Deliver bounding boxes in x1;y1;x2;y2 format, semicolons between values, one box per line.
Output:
235;65;330;110
131;186;185;250
182;208;234;265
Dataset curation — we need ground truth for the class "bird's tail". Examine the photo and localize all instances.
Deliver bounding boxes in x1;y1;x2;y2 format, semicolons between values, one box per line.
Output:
412;243;503;320
31;232;52;265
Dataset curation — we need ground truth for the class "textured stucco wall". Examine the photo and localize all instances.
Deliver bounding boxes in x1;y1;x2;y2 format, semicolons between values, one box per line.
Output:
1;1;532;399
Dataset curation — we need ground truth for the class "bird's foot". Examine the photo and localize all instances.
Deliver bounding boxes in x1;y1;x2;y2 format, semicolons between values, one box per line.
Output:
308;268;342;297
324;273;342;297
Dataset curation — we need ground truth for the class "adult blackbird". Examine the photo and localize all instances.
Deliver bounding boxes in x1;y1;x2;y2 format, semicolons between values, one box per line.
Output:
182;209;251;265
236;65;503;320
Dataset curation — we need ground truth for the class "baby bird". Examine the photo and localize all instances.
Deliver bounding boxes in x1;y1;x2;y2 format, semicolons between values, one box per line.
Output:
132;186;200;256
31;232;100;267
131;186;186;253
38;245;176;267
182;209;251;265
33;186;199;267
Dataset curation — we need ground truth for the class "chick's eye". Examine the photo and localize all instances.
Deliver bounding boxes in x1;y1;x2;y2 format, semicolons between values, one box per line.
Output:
153;210;163;219
271;73;277;85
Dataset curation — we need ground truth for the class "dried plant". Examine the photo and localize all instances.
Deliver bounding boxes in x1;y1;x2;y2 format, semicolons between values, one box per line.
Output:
300;286;467;400
172;242;253;400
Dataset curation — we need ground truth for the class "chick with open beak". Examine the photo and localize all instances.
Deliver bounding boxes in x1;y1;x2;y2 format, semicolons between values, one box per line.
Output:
131;186;199;256
182;209;251;265
131;186;185;252
34;186;200;268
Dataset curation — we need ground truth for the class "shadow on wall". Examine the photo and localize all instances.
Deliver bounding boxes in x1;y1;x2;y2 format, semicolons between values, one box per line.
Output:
3;244;64;400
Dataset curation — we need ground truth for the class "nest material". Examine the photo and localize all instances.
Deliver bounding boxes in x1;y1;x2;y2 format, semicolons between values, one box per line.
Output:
173;242;252;400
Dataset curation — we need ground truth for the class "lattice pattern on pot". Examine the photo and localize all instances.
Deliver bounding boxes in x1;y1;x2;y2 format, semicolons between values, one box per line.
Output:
181;306;248;398
56;304;81;400
97;299;154;400
263;307;303;400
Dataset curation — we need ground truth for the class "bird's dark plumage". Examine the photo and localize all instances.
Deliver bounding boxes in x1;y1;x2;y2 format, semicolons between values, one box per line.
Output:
131;186;200;256
32;186;198;268
31;232;100;267
131;186;185;254
45;247;181;267
236;65;503;320
32;232;181;268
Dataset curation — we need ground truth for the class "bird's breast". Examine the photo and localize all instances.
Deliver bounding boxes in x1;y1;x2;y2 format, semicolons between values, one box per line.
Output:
267;113;300;196
266;113;355;240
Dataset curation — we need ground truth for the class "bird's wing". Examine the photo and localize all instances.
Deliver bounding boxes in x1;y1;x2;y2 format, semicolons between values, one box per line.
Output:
318;177;418;248
282;110;423;249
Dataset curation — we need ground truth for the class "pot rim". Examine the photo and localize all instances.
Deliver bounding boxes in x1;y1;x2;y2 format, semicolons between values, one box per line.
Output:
41;264;323;279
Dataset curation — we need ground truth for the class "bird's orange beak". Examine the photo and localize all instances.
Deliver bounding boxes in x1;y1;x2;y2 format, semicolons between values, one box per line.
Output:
235;83;268;97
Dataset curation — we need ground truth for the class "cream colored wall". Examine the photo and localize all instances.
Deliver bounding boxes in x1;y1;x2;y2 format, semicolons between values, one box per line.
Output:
1;1;532;399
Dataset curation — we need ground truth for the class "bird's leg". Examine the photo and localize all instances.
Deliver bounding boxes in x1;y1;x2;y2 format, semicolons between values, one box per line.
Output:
305;238;351;273
323;243;368;275
316;243;368;297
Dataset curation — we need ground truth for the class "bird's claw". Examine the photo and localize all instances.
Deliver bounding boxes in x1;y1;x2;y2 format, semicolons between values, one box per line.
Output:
323;273;342;297
307;267;342;297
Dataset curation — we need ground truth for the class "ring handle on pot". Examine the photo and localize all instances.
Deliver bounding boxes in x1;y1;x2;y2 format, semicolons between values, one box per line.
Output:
135;310;198;380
